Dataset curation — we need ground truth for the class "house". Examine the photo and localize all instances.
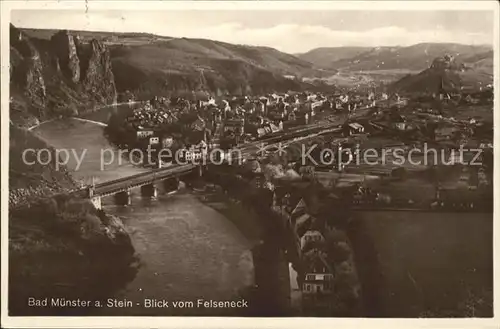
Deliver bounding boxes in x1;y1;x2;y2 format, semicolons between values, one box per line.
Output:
257;128;267;138
224;118;245;136
342;122;364;136
136;129;154;139
394;122;406;131
213;111;223;123
278;120;284;131
161;136;174;148
307;94;318;102
311;100;324;111
338;95;349;103
390;113;407;131
179;141;207;162
302;251;334;298
269;111;285;120
300;230;325;250
334;101;344;111
269;123;280;133
201;97;216;107
389;93;401;104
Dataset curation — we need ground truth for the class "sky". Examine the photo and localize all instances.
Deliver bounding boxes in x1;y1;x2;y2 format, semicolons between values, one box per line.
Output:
11;10;494;53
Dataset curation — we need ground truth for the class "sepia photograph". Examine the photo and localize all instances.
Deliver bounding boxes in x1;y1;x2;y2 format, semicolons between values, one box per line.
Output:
1;1;498;328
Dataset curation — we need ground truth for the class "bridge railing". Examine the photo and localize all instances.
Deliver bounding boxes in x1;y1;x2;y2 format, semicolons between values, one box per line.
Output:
93;163;198;195
94;164;192;189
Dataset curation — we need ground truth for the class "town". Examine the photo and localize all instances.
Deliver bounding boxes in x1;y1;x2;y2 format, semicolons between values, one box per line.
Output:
7;8;494;320
102;65;493;314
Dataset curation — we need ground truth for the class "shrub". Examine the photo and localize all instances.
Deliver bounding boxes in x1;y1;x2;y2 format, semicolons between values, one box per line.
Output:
328;241;352;263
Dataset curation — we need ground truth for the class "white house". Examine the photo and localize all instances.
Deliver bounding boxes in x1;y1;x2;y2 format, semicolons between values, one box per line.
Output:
149;136;159;145
348;123;364;134
302;252;334;297
300;230;325;250
137;129;154;139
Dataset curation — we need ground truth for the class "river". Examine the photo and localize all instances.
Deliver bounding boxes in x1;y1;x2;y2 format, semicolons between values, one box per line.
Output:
33;118;293;316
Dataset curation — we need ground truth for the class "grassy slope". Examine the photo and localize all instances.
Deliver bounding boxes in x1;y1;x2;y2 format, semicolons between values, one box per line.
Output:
21;27;327;98
390;65;493;94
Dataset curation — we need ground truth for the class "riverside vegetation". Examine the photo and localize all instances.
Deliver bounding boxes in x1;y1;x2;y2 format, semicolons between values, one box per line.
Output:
9;24;137;316
206;158;363;316
9;127;138;316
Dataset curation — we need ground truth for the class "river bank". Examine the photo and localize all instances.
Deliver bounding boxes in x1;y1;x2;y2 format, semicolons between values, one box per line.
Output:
9;196;138;316
199;166;363;316
8;124;138;316
193;182;298;316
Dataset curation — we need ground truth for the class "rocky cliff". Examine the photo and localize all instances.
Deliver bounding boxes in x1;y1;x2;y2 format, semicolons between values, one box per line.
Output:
10;24;117;127
18;27;331;103
9;125;137;316
390;54;492;94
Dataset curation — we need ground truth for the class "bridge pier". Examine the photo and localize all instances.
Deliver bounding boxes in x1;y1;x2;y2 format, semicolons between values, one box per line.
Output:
115;190;131;206
197;164;206;178
163;177;179;193
91;196;102;210
141;183;158;198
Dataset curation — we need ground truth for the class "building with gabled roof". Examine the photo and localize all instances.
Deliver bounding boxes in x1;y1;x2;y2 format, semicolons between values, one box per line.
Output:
302;250;335;298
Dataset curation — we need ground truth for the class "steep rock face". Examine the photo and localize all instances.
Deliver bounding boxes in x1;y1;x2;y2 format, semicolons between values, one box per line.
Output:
81;40;117;104
50;30;81;83
9;24;117;127
10;26;47;108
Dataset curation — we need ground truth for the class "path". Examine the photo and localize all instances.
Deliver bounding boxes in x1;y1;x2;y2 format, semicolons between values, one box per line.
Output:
27;101;139;131
71;117;108;127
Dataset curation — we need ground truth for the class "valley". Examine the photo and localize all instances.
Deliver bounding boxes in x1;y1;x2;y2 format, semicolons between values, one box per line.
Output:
8;22;494;318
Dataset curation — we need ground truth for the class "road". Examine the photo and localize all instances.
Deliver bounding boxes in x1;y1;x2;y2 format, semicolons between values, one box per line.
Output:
27;101;139;131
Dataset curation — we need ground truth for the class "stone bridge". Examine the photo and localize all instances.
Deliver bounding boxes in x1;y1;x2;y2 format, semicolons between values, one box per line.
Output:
86;163;203;209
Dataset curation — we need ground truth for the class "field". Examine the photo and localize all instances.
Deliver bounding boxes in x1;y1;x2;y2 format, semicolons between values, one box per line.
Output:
354;210;492;317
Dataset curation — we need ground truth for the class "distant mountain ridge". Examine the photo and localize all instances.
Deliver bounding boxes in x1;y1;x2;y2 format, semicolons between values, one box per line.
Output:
11;26;494;125
298;43;493;72
295;46;372;69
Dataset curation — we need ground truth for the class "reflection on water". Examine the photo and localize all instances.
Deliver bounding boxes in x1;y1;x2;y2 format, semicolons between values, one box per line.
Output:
98;189;255;316
33;119;149;185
